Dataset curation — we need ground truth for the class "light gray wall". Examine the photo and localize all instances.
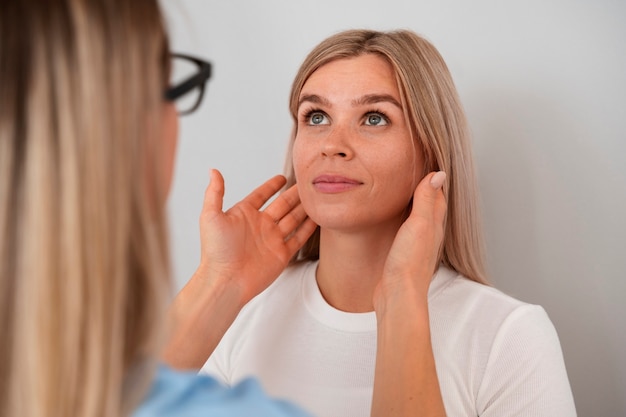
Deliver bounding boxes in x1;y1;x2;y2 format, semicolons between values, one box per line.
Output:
162;1;626;416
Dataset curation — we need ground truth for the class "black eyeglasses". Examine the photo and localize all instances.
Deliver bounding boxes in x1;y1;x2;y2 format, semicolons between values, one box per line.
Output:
164;53;212;115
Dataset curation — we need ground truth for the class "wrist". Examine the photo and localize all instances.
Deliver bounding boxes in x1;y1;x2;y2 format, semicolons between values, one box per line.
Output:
374;289;429;312
162;266;248;369
191;262;247;309
373;263;440;313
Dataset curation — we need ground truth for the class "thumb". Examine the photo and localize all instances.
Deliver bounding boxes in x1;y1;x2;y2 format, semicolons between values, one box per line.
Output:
203;168;225;215
411;171;447;227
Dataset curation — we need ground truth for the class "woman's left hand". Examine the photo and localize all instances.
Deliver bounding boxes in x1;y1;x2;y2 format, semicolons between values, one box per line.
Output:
371;171;448;417
374;171;447;306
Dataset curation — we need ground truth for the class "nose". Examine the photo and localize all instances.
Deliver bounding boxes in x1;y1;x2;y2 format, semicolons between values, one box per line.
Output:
320;125;353;159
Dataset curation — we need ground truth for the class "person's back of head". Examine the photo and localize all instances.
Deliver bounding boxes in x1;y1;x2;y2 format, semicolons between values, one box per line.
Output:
0;1;172;416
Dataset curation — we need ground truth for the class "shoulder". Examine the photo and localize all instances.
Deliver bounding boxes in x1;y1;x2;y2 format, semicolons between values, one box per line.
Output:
430;266;564;365
230;260;317;333
200;261;318;379
431;268;576;415
430;266;541;327
244;261;317;310
133;365;312;417
271;261;317;289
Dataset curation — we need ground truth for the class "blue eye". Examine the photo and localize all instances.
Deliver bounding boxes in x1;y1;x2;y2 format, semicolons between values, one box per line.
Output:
308;112;329;125
365;113;388;126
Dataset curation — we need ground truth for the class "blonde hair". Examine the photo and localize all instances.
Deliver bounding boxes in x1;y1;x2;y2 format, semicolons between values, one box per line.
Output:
284;29;488;285
0;1;171;416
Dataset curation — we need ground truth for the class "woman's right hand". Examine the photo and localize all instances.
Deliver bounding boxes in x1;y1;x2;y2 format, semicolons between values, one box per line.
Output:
162;169;316;369
197;169;317;304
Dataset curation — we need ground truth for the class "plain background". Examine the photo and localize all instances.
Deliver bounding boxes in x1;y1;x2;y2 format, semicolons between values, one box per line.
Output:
161;1;625;416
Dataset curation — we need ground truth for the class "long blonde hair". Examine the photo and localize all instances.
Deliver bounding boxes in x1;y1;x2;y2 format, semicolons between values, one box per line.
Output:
0;1;171;416
284;29;488;284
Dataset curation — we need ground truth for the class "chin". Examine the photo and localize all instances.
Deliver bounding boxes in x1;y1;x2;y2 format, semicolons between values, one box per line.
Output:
305;203;353;225
311;213;369;233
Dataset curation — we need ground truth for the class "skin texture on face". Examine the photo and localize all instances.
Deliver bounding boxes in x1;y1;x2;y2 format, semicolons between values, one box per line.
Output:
293;53;424;235
142;101;179;214
161;101;179;200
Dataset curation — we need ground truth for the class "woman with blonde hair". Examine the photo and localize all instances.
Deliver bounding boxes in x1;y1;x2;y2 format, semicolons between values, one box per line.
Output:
203;29;577;417
0;0;318;416
1;1;455;417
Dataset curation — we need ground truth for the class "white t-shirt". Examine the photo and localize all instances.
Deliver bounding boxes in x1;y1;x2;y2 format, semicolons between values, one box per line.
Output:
201;261;576;417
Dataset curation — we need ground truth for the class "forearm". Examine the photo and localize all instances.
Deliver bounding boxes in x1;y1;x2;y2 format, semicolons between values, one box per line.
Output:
160;265;246;370
372;287;446;417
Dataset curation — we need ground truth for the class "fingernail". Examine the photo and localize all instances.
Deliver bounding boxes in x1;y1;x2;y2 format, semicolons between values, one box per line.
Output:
430;171;446;190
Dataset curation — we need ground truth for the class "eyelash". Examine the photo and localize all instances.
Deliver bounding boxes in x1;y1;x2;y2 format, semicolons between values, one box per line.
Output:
365;109;390;124
299;108;390;124
301;108;325;124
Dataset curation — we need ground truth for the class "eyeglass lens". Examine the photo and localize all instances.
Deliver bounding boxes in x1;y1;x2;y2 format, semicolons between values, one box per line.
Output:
171;56;203;114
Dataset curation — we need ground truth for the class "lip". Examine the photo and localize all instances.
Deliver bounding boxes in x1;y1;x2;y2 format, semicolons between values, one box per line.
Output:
312;174;363;193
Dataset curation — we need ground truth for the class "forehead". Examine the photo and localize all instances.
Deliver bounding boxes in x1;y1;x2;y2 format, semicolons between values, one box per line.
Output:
300;54;400;101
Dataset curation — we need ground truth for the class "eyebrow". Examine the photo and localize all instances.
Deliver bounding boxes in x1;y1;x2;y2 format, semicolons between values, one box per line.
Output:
297;93;402;111
298;94;331;109
352;94;402;109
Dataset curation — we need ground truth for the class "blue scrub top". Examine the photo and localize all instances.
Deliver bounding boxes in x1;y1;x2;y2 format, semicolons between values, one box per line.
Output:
133;365;313;417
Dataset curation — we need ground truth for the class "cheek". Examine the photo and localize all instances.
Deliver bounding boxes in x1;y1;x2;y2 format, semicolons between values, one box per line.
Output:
291;138;309;180
371;150;419;204
160;103;179;198
394;141;424;194
163;120;178;171
291;138;320;216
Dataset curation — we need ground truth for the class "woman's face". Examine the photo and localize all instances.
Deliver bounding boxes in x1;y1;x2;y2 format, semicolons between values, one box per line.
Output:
293;53;424;233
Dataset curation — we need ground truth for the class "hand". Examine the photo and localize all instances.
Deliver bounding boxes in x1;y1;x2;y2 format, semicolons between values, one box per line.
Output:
197;169;317;304
371;172;448;417
374;171;447;306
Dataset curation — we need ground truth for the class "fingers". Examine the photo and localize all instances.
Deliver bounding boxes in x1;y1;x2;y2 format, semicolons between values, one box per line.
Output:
285;218;318;256
411;171;448;267
410;171;447;225
429;172;447;229
263;184;301;223
242;175;287;210
275;202;309;236
203;169;226;216
264;183;317;256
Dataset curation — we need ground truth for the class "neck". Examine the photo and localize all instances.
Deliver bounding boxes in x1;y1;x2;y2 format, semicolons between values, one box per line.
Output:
316;222;401;313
